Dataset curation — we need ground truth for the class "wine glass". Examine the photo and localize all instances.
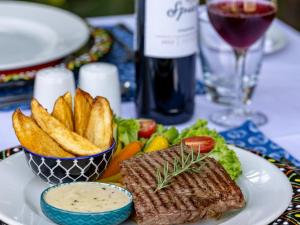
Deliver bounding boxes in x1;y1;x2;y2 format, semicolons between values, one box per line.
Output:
206;0;277;127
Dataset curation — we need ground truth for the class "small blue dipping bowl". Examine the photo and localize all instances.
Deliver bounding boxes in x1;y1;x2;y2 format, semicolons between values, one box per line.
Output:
40;182;133;225
23;141;115;184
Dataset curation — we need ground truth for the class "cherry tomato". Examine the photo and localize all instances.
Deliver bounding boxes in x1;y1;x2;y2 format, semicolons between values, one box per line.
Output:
182;136;215;153
138;119;157;139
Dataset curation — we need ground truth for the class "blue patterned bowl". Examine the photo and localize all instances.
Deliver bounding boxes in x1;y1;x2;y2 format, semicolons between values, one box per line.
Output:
40;182;133;225
23;141;115;184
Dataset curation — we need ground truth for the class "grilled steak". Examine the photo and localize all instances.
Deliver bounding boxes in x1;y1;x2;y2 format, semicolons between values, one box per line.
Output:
120;145;245;225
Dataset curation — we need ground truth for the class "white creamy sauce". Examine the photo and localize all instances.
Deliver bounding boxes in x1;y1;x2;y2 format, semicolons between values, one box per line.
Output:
45;183;129;213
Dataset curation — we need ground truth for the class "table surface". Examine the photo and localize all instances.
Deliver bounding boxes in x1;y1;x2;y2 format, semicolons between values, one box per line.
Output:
1;14;300;160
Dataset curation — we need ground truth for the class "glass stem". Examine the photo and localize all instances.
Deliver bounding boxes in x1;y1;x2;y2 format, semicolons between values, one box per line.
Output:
233;49;247;115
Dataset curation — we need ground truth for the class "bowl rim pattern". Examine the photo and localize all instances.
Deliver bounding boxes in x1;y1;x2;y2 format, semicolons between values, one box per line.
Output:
23;140;116;160
40;182;133;215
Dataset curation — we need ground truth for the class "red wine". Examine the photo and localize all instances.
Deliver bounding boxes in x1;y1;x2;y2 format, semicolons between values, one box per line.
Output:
208;0;276;49
135;0;198;125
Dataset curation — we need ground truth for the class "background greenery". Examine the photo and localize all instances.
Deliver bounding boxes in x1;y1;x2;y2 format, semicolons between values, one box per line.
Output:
26;0;300;31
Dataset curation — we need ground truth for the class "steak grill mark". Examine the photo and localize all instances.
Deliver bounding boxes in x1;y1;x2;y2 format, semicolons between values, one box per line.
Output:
121;145;245;225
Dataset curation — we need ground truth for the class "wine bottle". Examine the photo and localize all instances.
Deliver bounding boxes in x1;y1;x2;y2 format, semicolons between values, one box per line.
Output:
135;0;198;125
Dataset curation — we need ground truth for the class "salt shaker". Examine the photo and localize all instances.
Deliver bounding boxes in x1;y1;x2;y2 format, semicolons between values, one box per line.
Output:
33;67;75;111
78;63;121;116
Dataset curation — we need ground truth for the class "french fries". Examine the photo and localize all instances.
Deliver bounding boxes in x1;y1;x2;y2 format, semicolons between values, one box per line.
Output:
74;89;93;136
31;99;102;156
85;97;113;150
63;92;72;109
12;88;115;158
52;95;74;131
12;109;74;158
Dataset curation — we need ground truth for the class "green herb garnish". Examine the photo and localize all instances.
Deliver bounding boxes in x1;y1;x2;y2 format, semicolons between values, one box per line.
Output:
155;144;210;192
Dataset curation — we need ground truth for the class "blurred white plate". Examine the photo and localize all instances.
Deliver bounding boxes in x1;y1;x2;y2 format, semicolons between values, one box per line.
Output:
0;146;292;225
265;23;288;54
0;1;89;71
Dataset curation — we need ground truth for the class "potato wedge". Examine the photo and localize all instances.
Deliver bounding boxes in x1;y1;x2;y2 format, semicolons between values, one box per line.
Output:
52;96;74;131
31;99;102;156
74;89;93;136
63;92;72;109
12;109;74;158
85;96;113;150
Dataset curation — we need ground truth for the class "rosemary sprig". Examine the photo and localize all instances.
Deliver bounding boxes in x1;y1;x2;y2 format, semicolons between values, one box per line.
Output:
155;143;210;192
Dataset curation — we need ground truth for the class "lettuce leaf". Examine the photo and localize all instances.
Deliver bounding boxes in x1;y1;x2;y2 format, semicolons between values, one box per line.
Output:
173;120;242;180
115;118;140;147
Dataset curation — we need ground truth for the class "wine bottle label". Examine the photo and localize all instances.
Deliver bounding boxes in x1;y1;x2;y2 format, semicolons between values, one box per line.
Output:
145;0;198;58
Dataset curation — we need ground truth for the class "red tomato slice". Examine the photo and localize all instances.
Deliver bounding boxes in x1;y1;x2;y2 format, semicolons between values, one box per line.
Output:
138;119;157;139
183;136;215;153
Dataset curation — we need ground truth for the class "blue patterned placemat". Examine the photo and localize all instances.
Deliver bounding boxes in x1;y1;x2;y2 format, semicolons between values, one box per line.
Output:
220;120;300;167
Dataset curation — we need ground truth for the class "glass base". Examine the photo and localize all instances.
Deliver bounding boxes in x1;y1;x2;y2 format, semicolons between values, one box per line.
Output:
210;108;268;128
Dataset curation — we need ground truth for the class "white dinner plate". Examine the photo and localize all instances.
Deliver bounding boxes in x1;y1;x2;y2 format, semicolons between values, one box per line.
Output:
0;146;292;225
0;1;89;71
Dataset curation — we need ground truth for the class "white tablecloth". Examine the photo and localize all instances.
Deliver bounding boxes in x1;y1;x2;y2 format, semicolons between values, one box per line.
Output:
1;15;300;160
